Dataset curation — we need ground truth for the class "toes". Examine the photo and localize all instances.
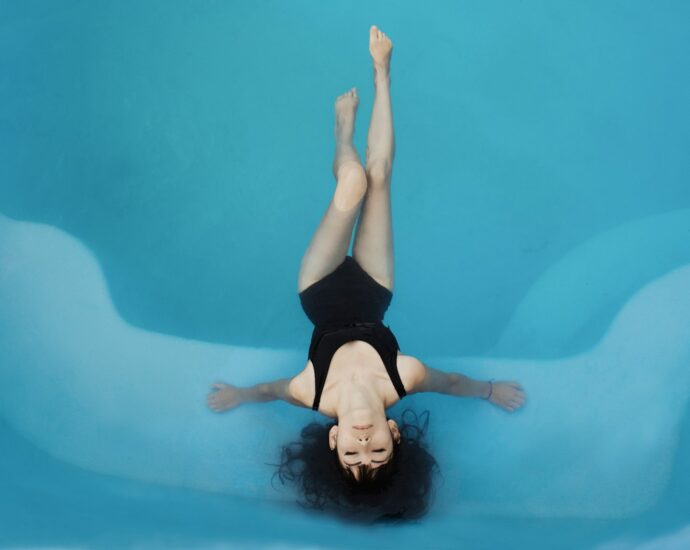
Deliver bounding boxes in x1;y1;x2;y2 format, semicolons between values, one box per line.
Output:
370;25;385;41
337;89;357;101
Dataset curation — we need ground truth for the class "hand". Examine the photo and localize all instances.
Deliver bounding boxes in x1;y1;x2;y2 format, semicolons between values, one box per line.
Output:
487;380;525;413
207;382;243;413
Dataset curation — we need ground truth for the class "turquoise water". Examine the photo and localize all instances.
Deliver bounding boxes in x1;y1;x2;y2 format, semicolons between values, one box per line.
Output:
1;1;689;548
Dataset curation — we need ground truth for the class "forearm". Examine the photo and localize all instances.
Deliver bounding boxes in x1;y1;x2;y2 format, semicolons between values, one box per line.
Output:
449;373;492;399
240;379;287;404
416;361;491;399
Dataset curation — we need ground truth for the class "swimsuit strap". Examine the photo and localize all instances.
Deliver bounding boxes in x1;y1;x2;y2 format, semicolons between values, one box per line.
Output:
379;325;407;399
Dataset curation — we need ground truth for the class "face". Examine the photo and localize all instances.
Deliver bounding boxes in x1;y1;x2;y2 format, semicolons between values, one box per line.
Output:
329;417;401;480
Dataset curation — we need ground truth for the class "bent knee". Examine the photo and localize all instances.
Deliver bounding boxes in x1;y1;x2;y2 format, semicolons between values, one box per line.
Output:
333;162;367;211
365;161;391;187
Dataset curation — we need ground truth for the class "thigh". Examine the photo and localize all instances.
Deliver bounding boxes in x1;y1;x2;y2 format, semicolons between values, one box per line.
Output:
298;162;368;293
298;199;362;293
352;173;394;291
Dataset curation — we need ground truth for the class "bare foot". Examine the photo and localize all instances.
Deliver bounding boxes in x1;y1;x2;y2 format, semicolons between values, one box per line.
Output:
332;88;366;201
334;87;358;141
369;25;392;72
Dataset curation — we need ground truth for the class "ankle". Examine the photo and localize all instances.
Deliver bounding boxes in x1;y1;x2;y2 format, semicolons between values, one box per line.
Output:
373;63;390;82
335;125;354;143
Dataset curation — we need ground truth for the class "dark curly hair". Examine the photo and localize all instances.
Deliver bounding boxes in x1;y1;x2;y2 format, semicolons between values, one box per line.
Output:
269;408;441;524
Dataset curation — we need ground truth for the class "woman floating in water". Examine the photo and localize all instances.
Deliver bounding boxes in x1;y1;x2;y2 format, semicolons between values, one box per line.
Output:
207;25;526;522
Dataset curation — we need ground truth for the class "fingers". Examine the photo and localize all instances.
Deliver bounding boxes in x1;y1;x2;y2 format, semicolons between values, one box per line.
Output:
207;388;225;412
509;392;525;406
206;395;221;411
504;381;526;402
207;398;226;413
207;382;237;413
508;393;525;404
486;381;528;412
500;396;526;413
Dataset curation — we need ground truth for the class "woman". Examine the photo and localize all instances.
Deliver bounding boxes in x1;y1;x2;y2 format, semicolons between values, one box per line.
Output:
207;25;526;519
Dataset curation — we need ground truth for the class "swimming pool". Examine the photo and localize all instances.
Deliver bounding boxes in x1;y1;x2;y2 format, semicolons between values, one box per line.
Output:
2;1;689;548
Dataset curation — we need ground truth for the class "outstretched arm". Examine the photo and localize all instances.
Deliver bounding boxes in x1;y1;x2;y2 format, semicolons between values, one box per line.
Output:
207;378;308;413
410;360;526;413
414;365;490;398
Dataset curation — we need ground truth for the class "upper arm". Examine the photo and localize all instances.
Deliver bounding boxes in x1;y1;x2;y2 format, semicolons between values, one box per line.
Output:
260;376;310;409
285;361;315;408
405;358;458;395
397;355;428;394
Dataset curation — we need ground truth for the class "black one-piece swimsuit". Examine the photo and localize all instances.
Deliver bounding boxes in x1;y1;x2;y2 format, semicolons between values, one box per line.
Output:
298;255;407;411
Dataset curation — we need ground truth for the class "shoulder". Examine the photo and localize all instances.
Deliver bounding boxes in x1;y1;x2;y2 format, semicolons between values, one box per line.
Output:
396;353;427;394
286;360;315;409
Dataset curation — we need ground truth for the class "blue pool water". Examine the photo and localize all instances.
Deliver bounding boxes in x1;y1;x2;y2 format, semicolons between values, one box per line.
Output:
1;1;690;548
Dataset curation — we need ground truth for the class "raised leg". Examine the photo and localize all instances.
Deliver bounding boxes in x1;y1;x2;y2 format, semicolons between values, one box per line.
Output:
352;25;396;291
298;89;368;293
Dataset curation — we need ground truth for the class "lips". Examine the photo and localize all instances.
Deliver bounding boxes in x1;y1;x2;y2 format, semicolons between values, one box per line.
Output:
353;424;373;430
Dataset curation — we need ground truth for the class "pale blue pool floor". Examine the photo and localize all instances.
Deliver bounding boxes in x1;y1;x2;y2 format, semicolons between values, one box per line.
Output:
2;414;689;550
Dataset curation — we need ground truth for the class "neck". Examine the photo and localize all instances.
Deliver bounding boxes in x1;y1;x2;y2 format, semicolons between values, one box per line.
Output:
334;377;386;420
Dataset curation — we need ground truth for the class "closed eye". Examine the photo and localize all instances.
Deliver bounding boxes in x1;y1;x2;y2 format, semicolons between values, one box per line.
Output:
345;449;385;455
344;449;389;466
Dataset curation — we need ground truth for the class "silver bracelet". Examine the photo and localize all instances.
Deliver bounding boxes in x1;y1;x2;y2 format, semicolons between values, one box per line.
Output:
481;379;495;400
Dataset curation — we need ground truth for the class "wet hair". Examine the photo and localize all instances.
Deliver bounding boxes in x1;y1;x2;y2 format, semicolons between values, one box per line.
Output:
270;408;440;524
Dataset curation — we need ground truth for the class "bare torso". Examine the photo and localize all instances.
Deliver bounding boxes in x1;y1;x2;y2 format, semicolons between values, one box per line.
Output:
288;340;423;418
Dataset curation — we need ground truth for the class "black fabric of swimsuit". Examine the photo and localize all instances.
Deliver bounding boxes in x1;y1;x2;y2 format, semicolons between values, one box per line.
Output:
298;255;406;412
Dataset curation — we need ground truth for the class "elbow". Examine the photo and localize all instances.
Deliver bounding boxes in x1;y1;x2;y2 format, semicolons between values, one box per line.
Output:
257;383;274;401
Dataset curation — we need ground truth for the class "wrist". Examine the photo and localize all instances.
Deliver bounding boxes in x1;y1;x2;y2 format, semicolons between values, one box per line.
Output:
450;375;492;399
481;380;494;400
